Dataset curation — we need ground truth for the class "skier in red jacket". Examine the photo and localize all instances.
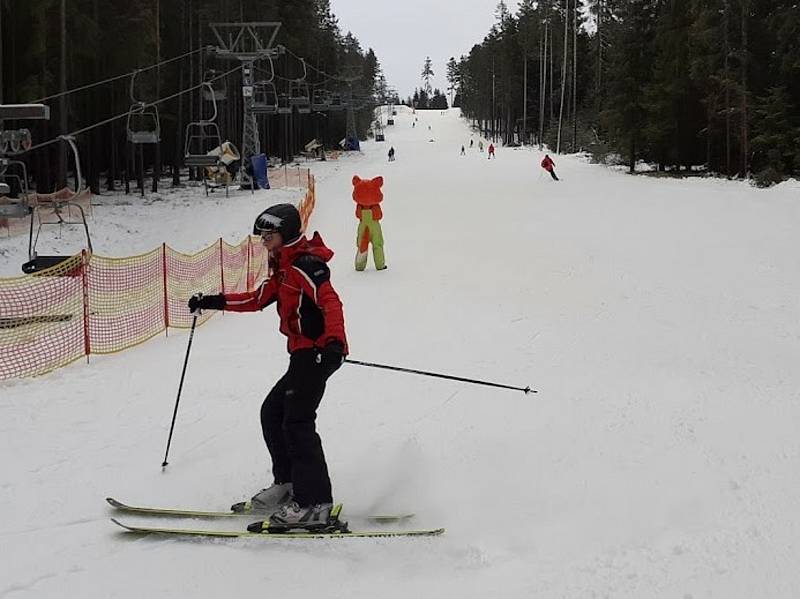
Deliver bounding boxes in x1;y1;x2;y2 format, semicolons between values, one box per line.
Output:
541;154;559;180
188;203;348;529
488;143;496;159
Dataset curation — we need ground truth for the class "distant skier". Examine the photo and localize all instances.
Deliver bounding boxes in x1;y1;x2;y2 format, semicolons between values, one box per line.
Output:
488;143;496;159
428;125;431;131
412;121;415;128
479;141;484;152
388;146;396;162
541;154;559;181
470;139;474;149
188;203;348;529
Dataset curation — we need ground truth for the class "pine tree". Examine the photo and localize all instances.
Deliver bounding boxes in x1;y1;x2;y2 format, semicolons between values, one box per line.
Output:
421;56;434;103
446;56;459;107
751;86;799;185
643;0;704;170
601;0;659;172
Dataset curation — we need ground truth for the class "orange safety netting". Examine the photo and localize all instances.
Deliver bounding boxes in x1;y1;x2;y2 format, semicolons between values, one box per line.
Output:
269;167;312;189
0;254;87;378
0;175;317;379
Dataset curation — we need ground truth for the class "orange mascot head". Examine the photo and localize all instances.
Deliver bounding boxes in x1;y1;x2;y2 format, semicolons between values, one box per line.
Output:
352;175;384;207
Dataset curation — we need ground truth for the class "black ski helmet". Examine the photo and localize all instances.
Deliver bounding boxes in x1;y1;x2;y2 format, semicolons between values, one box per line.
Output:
252;203;302;243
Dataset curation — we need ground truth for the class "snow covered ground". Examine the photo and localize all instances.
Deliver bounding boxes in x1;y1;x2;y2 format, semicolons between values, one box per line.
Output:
2;106;800;598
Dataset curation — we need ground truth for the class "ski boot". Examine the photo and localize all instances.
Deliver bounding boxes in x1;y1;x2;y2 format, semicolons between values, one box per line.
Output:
247;502;348;534
231;482;293;514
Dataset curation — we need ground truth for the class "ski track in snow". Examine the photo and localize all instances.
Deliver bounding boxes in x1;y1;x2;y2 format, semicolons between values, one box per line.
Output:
1;107;800;598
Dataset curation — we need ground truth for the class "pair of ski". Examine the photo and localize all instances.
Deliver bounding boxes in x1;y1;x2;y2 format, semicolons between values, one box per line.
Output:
108;497;444;540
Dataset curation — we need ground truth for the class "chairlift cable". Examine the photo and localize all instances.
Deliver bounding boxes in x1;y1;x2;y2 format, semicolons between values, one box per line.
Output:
32;46;208;104
26;66;241;153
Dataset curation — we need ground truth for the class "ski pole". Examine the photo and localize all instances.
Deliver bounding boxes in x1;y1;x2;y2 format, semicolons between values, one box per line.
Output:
162;314;198;469
344;359;536;394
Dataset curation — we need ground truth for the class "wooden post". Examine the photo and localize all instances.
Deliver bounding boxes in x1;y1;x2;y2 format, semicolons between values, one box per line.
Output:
162;242;170;334
246;235;252;289
81;250;91;361
218;238;225;293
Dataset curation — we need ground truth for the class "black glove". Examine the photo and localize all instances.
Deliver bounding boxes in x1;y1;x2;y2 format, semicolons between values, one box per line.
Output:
319;339;345;374
188;292;226;314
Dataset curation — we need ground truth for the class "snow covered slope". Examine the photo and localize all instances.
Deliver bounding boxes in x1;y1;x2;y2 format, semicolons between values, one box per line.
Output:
2;106;800;598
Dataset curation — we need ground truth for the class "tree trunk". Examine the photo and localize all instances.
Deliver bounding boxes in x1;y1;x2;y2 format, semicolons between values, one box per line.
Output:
572;0;577;151
596;0;603;137
548;27;555;124
523;52;527;145
629;134;636;173
152;0;161;194
0;0;4;104
724;0;731;176
59;0;67;188
173;0;186;186
91;0;101;194
539;21;547;149
557;0;568;153
740;0;748;178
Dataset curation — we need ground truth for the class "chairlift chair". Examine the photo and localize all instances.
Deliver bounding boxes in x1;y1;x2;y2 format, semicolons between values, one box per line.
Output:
127;103;161;144
287;59;311;114
184;82;228;197
252;81;279;114
22;136;93;275
277;93;292;115
290;81;311;114
252;56;279;115
0;159;32;221
374;115;385;142
202;70;228;102
329;93;344;111
126;71;161;144
311;89;331;112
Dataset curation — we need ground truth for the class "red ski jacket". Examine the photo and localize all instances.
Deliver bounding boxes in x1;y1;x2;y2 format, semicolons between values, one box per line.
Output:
541;156;555;171
222;232;348;355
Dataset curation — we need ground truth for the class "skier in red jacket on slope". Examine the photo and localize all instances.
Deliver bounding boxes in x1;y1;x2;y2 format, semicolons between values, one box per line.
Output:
188;203;348;529
541;154;559;180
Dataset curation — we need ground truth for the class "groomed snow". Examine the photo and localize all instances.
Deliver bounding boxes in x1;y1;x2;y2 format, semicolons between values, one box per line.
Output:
1;107;799;598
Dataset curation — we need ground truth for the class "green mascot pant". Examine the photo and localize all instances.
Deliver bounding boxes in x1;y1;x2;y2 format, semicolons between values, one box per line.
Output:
355;210;386;271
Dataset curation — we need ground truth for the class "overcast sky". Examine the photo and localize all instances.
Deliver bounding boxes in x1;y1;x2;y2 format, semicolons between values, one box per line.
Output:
331;0;521;99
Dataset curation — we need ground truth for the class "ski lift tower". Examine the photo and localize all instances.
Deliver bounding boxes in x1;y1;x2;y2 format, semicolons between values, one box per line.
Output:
337;67;363;146
209;22;284;188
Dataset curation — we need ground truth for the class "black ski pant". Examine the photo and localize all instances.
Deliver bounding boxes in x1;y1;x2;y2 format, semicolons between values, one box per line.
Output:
260;348;341;506
549;169;559;181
